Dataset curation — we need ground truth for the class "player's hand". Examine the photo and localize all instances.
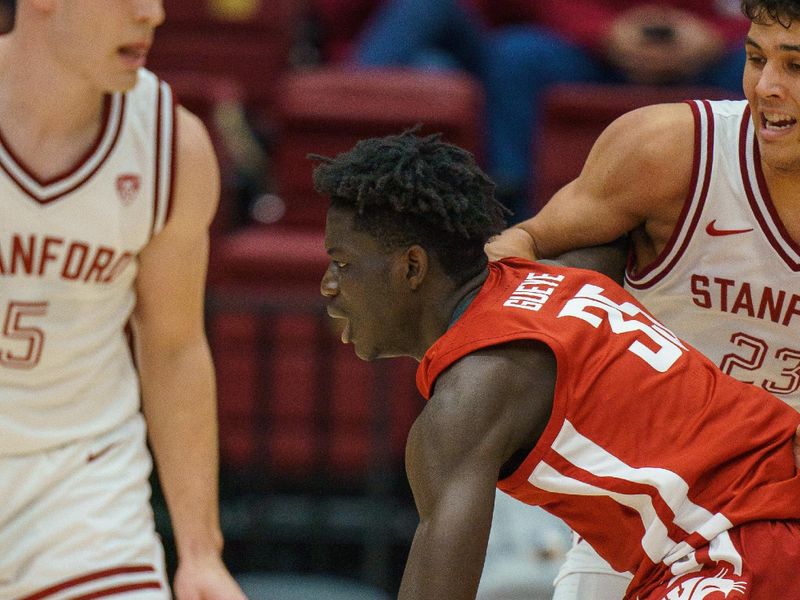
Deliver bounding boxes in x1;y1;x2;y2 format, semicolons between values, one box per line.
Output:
173;553;248;600
485;227;537;262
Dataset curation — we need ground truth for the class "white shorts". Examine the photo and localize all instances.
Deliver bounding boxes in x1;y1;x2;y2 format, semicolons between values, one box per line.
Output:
552;533;633;600
0;414;170;599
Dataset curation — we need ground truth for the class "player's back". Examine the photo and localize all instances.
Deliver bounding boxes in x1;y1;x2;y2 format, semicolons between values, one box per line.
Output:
0;68;175;455
418;258;800;597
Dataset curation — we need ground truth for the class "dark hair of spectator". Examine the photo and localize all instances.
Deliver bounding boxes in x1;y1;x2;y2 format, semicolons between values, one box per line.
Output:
311;129;509;284
742;0;800;27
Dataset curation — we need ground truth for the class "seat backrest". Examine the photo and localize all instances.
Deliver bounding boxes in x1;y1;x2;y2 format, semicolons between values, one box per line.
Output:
208;289;422;488
532;83;739;213
149;0;306;119
269;67;485;230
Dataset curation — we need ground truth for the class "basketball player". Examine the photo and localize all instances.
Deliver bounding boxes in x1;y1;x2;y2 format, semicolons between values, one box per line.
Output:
313;129;800;600
0;1;245;598
484;0;800;596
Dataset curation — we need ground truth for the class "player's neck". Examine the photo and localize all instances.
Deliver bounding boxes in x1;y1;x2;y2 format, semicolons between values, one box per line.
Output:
0;33;106;142
759;165;800;241
415;268;489;361
0;33;107;179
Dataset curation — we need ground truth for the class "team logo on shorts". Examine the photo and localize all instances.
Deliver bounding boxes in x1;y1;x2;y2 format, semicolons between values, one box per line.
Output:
665;568;747;599
116;173;141;206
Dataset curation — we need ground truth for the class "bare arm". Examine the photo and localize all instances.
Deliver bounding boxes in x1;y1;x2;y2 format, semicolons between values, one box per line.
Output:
133;107;244;599
541;236;629;285
485;102;695;272
400;342;556;600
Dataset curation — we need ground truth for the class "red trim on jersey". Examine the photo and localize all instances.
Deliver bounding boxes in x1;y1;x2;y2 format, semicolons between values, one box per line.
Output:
66;582;163;600
151;82;163;239
164;86;177;225
742;108;800;270
18;565;161;600
0;94;127;205
626;100;713;290
0;95;111;186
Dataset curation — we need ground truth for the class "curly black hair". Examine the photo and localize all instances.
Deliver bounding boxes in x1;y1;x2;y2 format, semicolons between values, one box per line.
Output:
742;0;800;26
311;129;509;284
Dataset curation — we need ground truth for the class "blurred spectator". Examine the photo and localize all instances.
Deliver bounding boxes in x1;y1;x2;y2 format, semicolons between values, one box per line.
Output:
312;0;378;64
309;0;569;218
309;0;748;220
485;1;748;218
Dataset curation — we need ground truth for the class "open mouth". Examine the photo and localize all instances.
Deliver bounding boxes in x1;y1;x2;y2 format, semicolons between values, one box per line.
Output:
761;111;797;132
326;308;352;344
117;44;150;67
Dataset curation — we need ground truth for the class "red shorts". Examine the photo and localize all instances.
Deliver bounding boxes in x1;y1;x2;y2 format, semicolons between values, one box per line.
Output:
641;520;800;600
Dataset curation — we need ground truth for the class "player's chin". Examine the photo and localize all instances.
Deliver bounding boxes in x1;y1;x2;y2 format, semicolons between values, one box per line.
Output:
353;345;375;362
353;341;381;362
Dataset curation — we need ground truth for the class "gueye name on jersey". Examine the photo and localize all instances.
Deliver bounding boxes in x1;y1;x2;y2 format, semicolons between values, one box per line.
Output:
504;272;565;312
691;273;800;327
0;233;134;284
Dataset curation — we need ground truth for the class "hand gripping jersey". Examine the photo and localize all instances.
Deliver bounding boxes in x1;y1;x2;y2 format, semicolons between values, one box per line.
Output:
0;69;175;455
626;99;800;412
417;259;800;599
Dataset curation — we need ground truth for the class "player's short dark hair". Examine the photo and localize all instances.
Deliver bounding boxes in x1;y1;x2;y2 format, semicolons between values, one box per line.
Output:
311;129;508;284
742;0;800;26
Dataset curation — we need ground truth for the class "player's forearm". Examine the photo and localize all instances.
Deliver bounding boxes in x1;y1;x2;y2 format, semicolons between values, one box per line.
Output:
399;520;486;600
138;336;224;560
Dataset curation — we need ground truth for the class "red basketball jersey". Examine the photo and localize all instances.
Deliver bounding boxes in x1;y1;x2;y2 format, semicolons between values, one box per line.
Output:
417;258;800;598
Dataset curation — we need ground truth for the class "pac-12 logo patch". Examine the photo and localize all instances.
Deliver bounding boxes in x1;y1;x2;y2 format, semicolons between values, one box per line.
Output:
116;173;141;205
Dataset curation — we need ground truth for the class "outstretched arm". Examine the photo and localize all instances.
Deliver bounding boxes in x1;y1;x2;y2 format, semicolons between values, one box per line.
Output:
400;342;556;600
485;102;695;268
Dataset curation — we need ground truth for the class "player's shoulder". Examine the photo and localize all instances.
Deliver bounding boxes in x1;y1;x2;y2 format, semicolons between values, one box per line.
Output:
166;106;219;230
605;102;694;152
588;102;695;190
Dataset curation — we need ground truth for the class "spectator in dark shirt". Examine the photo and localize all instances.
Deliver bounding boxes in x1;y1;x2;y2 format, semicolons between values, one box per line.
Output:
309;0;748;220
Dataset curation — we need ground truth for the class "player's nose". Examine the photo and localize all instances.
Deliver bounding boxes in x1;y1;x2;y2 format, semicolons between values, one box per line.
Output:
320;268;339;298
132;0;165;28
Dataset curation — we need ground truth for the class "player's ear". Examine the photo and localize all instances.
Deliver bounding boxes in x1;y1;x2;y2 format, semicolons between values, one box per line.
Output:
402;244;429;290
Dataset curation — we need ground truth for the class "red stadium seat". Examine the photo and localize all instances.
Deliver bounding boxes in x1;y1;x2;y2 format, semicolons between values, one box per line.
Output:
269;67;485;230
531;83;737;213
207;290;423;483
207;225;328;289
148;0;305;124
162;70;247;235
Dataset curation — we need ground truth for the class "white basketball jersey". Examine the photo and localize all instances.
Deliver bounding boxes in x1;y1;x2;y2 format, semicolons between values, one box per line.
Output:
626;99;800;411
0;69;175;455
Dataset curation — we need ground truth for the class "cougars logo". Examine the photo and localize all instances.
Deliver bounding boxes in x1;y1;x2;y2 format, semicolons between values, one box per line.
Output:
116;173;141;206
664;569;747;599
